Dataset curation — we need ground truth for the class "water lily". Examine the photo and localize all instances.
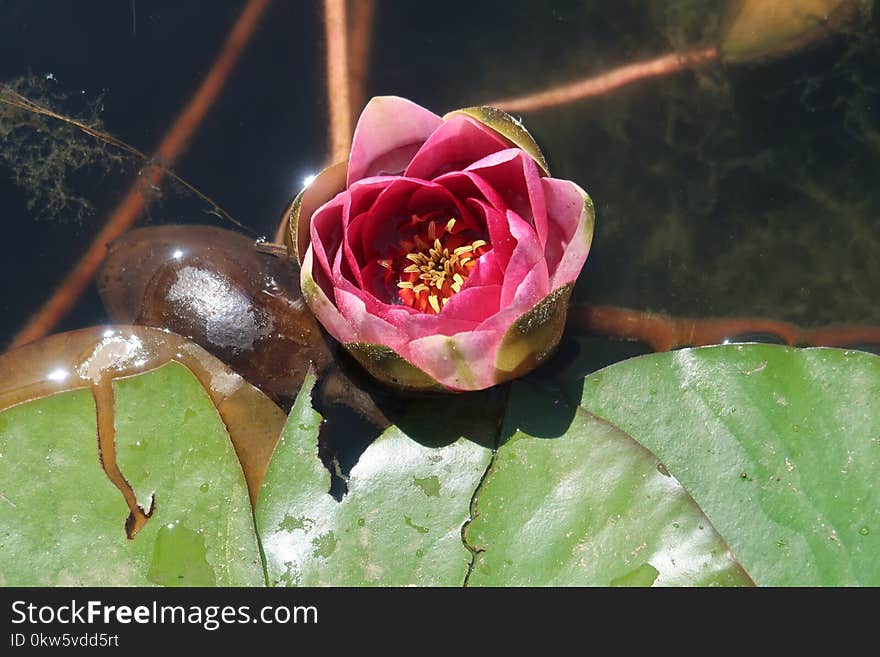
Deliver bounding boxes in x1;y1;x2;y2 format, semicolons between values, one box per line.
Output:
287;96;594;391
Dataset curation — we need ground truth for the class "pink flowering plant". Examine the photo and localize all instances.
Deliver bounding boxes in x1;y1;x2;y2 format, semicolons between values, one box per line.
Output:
288;97;594;391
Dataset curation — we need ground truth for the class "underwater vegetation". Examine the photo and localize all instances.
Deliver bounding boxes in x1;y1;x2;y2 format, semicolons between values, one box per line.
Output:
0;76;124;222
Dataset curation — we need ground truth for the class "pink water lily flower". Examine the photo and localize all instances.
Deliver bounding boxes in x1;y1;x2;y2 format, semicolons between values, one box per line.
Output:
287;96;594;392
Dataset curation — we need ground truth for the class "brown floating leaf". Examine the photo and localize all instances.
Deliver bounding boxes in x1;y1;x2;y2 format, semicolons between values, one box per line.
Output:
99;225;335;403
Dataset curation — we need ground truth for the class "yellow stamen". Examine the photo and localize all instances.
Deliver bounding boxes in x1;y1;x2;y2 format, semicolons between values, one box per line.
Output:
390;215;490;314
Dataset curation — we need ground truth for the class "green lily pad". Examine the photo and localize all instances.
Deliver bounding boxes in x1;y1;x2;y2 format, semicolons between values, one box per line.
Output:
0;358;264;586
255;370;494;586
114;362;263;586
6;330;878;587
257;373;750;586
579;345;880;586
464;381;751;586
0;389;132;586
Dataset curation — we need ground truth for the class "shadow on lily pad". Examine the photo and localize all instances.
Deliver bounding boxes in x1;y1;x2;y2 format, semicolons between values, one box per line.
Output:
382;386;504;451
313;350;501;499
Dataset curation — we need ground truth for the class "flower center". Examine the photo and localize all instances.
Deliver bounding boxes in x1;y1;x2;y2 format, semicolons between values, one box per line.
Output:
378;212;490;314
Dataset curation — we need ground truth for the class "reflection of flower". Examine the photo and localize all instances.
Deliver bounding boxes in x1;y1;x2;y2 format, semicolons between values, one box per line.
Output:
289;96;594;391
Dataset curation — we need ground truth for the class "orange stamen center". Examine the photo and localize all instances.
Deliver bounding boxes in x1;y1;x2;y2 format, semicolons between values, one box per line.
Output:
379;213;490;314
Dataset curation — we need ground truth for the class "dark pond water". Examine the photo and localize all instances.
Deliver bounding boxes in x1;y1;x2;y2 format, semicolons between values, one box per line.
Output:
1;0;879;353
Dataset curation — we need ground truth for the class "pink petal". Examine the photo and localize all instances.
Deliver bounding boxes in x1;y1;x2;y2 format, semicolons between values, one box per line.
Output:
309;193;347;289
435;284;502;323
332;274;478;337
404;115;511;180
500;210;549;307
345;175;398;220
351;178;424;261
335;284;479;358
435;169;506;209
331;237;361;289
340;180;394;288
465;198;516;269
335;287;409;353
509;259;550;310
300;247;357;344
460;248;504;289
306;178;392;288
407;330;503;391
435;169;518;268
472;264;553;350
348;97;443;185
391;311;481;339
356;178;471;262
463;263;552;368
466;149;549;250
541;178;593;288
